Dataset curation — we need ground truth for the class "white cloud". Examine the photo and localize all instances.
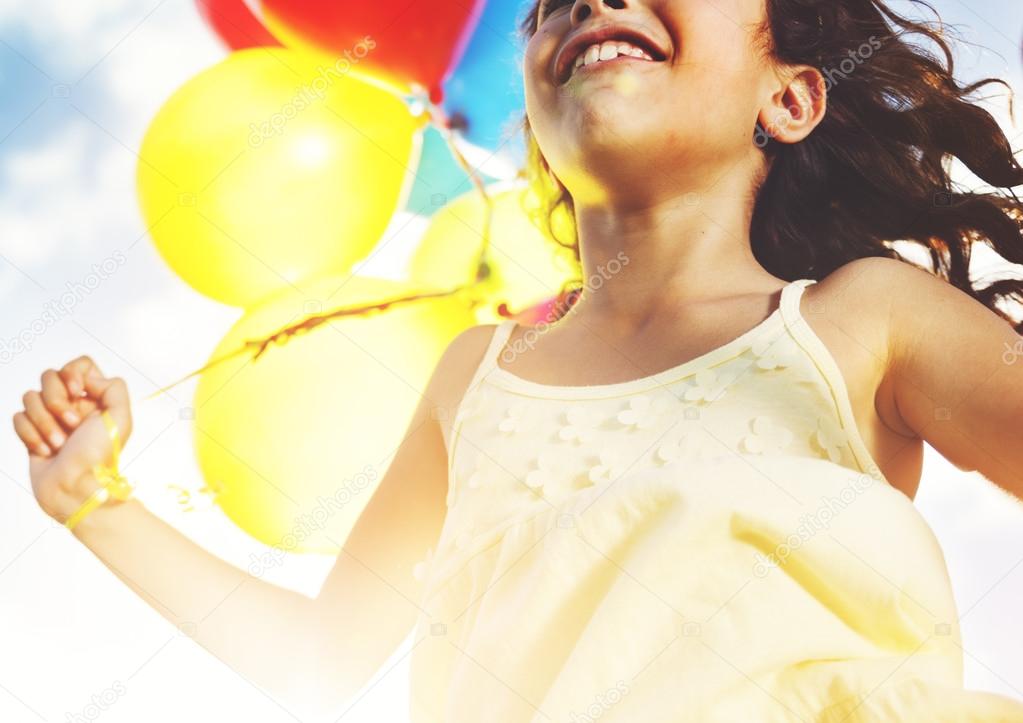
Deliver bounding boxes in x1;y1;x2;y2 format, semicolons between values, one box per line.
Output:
0;121;119;270
0;0;161;80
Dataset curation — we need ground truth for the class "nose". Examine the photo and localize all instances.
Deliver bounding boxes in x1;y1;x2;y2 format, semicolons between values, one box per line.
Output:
570;0;627;25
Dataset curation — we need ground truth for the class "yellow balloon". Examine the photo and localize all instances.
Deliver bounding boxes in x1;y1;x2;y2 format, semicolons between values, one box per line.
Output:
137;48;422;307
408;183;581;323
193;275;475;553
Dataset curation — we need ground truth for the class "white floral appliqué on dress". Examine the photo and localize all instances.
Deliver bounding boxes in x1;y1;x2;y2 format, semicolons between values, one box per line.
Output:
408;279;1023;723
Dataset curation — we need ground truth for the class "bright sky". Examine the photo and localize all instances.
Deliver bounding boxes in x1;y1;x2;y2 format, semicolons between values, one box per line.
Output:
0;2;1021;722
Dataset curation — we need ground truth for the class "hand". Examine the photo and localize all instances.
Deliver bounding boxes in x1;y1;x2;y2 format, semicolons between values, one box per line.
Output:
12;356;133;523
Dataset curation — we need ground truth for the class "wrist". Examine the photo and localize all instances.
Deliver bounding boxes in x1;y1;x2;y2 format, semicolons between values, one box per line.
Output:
67;493;136;542
62;409;135;541
61;466;134;540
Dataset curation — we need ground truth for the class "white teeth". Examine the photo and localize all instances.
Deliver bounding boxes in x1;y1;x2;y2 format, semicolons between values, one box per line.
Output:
570;40;656;77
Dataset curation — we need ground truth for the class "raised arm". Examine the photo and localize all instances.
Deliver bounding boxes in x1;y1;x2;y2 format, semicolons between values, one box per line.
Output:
12;324;494;718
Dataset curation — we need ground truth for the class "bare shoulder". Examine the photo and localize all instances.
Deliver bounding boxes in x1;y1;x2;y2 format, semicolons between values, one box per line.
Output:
821;259;1023;495
428;323;499;403
804;256;913;365
808;255;1018;438
818;254;986;308
803;256;943;445
814;254;928;299
427;323;500;447
816;255;1008;352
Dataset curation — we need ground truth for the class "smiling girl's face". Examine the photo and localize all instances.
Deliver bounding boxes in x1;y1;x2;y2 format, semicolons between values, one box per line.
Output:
523;0;781;206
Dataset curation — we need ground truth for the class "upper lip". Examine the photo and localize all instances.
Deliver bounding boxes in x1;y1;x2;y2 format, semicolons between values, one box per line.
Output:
555;22;669;84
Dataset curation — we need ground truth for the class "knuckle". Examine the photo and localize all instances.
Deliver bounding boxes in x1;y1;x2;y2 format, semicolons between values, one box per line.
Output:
57;474;79;495
13;414;38;443
41;385;65;407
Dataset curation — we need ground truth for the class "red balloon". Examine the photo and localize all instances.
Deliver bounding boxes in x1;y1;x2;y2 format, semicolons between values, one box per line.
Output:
196;0;281;50
260;0;485;102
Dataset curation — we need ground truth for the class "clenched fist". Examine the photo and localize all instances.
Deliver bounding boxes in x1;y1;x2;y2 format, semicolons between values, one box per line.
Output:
12;356;132;525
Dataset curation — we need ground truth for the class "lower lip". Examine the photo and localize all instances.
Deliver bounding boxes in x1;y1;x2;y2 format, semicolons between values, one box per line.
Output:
566;56;656;82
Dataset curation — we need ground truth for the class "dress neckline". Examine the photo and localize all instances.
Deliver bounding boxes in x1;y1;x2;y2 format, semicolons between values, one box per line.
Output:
484;279;817;400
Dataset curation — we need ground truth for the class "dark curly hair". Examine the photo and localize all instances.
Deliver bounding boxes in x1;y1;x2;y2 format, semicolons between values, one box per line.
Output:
515;0;1023;330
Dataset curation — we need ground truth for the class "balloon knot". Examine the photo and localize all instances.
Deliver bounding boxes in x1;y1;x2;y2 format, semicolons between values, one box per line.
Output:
446;111;470;133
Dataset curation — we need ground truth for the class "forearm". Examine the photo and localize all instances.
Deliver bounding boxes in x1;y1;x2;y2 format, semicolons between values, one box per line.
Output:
17;359;421;717
69;494;330;707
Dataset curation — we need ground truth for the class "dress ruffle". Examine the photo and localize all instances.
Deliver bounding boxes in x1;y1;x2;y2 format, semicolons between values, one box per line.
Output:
409;456;1023;722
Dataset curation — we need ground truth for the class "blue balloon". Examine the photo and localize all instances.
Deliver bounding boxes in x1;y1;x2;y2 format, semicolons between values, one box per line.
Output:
403;125;500;217
442;0;528;157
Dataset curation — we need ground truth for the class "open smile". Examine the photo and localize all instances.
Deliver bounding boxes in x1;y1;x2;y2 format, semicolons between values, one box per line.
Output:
568;41;659;81
555;22;670;85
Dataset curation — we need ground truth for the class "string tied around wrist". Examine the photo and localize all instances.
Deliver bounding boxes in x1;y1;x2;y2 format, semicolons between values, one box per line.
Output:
64;409;134;531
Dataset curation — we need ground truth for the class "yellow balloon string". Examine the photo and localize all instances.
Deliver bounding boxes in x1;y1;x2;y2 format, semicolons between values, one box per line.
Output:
141;86;495;403
62;84;552;522
64;410;134;531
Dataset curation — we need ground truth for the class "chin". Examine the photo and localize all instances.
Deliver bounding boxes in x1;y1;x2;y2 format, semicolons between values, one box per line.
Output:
565;100;651;143
576;125;663;172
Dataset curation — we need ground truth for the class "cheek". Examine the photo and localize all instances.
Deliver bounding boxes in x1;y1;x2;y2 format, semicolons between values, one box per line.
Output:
668;24;767;132
523;51;560;127
522;35;563;142
522;27;556;93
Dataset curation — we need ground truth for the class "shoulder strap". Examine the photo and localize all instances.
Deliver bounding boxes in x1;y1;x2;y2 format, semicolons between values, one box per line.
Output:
446;320;517;485
464;319;517;392
779;278;819;330
776;277;885;479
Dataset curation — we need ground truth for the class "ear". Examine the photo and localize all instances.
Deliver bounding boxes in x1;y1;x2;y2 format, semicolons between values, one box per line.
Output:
757;66;827;145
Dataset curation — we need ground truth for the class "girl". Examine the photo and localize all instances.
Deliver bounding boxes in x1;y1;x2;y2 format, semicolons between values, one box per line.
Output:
14;0;1023;720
